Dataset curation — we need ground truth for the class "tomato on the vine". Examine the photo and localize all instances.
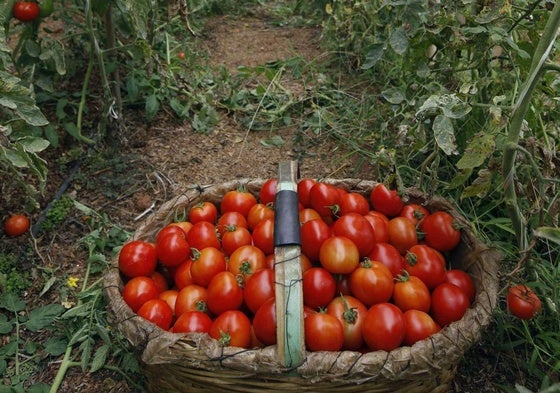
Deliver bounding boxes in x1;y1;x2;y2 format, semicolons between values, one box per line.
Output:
349;259;394;307
430;282;470;327
122;276;160;313
210;310;252;348
370;184;403;217
4;214;30;237
326;295;367;350
137;299;174;330
13;2;41;22
362;303;405;351
118;240;157;278
319;235;360;274
402;309;440;346
302;267;336;309
420;211;461;252
172;310;213;334
506;284;542;320
332;213;376;257
304;312;344;351
39;0;54;18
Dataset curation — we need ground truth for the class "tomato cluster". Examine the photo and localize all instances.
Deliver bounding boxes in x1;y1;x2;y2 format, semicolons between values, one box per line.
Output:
117;179;476;353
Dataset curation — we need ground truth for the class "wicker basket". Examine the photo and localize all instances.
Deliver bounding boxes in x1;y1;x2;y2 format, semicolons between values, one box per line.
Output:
103;177;500;393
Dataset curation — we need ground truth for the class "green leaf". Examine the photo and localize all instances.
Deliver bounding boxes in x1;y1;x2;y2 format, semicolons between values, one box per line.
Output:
432;114;457;155
63;122;95;144
389;26;408;55
461;169;492;199
19;136;50;153
361;44;384;69
534;227;560;246
39;276;58;298
381;87;406;104
25;304;65;332
260;135;285;147
90;344;110;373
44;337;69;356
456;132;496;170
44;124;59;148
0;314;13;334
145;94;159;121
28;383;51;393
0;292;26;312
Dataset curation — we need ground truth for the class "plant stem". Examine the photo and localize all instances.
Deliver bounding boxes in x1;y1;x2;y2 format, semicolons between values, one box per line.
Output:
501;2;560;251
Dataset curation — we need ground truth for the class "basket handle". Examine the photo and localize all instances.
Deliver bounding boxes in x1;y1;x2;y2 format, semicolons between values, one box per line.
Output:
274;160;305;368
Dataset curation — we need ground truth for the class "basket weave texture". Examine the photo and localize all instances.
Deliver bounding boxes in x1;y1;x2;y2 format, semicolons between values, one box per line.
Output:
103;178;501;393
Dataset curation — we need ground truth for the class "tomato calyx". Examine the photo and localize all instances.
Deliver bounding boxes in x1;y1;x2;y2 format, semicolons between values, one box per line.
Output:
195;300;208;313
405;252;418;266
339;297;359;325
359;257;373;269
217;329;232;347
395;270;412;283
190;248;201;260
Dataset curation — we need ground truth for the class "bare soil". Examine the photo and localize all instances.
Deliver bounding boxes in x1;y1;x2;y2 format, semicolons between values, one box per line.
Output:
1;9;517;393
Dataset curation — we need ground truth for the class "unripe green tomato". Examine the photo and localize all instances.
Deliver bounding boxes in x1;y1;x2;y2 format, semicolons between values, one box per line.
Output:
39;0;54;18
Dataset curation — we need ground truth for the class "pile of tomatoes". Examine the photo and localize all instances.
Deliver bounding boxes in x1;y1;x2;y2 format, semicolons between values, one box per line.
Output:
117;179;477;353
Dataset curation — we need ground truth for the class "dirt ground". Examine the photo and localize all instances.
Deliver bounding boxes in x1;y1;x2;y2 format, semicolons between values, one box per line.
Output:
1;9;517;393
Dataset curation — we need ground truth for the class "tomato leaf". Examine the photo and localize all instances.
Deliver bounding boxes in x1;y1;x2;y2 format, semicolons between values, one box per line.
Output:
25;304;65;332
432;114;458;156
90;344;110;373
389;26;408;55
0;292;26;312
361;44;385;70
461;169;492;199
381;87;406;105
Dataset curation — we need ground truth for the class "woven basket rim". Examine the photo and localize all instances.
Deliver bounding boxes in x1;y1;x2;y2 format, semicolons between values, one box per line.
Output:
103;177;501;386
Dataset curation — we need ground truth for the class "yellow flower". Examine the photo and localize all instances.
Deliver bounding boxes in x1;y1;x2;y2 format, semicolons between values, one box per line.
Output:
67;276;79;288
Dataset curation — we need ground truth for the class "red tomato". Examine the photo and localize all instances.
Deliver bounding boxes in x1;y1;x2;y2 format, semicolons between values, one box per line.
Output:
207;271;244;315
122;276;160;313
399;203;430;226
220;189;258;218
190;247;227;287
118;240;157;278
392;273;431;313
228;245;266;284
326;295;367;350
173;260;194;290
362;302;405;351
309;182;340;218
169;221;193;236
221;225;252;256
156;224;186;243
349;260;394;307
159;289;179;315
332;213;376;257
4;214;30;236
405;244;447;290
506;284;542;320
338;192;370;216
247;203;274;230
150;271;169;292
156;232;190;267
173;310;213;334
403;309;441;346
304;312;344;351
188;201;218;224
300;218;331;262
186;221;220;250
387;216;418;254
367;242;406;277
299;208;322;224
297;178;317;208
319;235;360;274
13;2;40;22
210;310;252;348
243;268;275;314
259;178;278;206
252;297;277;346
302;267;336;308
430;283;470;327
370;184;403;217
445;269;475;303
252;217;275;255
334;274;352;296
216;211;248;236
137;299;174;330
174;284;208;316
364;212;390;243
420;211;461;252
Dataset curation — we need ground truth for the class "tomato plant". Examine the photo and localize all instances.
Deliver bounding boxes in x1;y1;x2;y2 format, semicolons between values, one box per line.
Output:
173;310;213;334
118;240;157;278
137;299;174;330
402;309;440;346
13;2;40;22
420;211;461;252
349;259;394;306
304;312;344;351
326;295;367;350
362;303;405;351
4;214;30;237
38;0;54;17
319;235;360;274
332;213;376;257
206;271;244;315
210;310;252;348
430;282;470;327
370;184;403;217
122;276;160;313
506;284;542;320
302;267;336;308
